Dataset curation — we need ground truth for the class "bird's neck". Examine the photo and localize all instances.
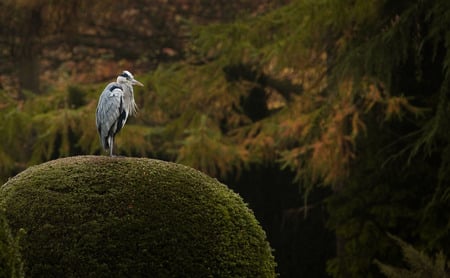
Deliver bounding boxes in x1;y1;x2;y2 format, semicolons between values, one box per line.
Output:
123;84;138;115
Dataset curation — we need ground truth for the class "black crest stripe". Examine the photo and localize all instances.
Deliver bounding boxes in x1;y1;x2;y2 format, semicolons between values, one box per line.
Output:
110;85;121;92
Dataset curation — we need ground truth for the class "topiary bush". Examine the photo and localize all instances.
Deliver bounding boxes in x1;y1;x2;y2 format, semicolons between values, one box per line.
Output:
0;156;276;277
0;211;23;278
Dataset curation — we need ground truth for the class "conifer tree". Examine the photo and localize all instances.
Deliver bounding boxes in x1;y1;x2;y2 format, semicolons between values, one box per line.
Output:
375;235;449;278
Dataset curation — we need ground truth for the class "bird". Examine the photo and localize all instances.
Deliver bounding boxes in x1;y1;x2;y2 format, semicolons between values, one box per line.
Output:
96;70;144;156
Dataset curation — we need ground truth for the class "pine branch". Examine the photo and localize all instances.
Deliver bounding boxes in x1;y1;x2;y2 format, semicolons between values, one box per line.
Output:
375;234;449;278
223;64;303;101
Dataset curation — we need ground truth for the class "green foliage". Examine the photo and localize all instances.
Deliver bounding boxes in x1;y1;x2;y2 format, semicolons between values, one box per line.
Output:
0;211;23;278
0;156;276;277
375;235;449;278
177;115;249;177
0;83;154;183
324;107;447;277
326;169;431;277
145;0;431;187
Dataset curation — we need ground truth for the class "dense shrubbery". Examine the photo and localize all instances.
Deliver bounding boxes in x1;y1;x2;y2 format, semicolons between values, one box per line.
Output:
0;156;276;277
0;211;23;278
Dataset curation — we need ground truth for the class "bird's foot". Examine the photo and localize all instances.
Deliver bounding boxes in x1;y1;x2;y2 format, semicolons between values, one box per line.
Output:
109;153;119;157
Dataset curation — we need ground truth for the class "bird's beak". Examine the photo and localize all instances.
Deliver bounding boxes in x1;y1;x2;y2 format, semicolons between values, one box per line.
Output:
132;79;144;87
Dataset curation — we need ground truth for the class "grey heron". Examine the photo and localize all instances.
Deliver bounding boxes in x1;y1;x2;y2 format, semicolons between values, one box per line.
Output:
96;70;144;156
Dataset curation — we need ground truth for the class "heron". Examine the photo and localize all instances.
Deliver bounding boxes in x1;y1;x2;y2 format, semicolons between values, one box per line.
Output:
96;70;144;156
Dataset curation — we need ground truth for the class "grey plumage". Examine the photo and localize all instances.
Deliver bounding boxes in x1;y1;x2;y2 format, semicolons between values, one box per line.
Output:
96;70;143;156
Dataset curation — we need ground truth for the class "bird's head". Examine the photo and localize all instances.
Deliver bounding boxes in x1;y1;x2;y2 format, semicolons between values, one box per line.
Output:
117;70;144;87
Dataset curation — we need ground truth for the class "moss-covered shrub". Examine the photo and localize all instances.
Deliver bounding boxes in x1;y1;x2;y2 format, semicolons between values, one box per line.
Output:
0;211;23;278
0;156;276;277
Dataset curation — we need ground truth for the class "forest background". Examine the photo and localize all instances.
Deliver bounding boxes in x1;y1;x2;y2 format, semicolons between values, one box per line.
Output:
0;0;449;277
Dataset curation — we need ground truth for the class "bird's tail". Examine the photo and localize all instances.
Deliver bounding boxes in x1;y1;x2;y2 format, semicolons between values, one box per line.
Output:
97;124;108;150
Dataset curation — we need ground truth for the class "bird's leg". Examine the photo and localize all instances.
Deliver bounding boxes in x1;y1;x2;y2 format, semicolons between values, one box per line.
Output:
109;136;114;157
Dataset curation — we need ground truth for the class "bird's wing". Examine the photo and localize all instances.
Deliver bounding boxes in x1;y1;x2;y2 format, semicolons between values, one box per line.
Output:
96;83;125;139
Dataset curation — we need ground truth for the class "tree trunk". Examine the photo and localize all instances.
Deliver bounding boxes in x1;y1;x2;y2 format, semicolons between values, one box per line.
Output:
17;49;40;93
15;6;42;94
332;181;349;277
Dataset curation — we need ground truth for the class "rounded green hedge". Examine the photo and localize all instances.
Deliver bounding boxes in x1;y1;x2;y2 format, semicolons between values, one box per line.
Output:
0;211;23;278
0;156;276;277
